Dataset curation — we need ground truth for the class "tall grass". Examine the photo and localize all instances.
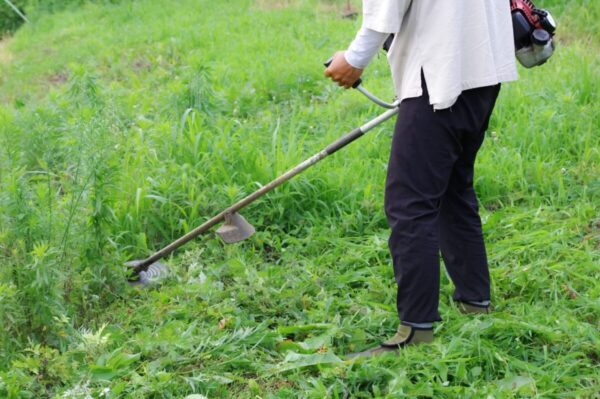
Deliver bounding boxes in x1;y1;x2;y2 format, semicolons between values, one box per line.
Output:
0;0;598;397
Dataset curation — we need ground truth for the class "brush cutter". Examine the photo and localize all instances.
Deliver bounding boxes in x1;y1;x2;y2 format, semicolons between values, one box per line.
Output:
127;59;400;286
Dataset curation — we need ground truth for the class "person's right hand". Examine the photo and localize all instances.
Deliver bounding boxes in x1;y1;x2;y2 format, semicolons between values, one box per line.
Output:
324;51;363;89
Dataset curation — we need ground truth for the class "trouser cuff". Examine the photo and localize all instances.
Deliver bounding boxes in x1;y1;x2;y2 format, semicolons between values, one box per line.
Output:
463;299;490;307
401;321;433;330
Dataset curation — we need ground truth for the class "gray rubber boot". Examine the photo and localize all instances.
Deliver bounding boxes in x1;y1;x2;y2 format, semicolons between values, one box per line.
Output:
346;324;433;359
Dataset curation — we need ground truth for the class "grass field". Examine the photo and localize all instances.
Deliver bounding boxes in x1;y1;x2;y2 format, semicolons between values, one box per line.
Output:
0;0;599;397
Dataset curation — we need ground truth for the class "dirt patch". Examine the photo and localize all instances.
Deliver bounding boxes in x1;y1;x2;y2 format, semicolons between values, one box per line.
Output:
0;38;14;65
319;0;359;16
254;0;300;9
255;0;359;16
47;71;69;84
132;57;152;72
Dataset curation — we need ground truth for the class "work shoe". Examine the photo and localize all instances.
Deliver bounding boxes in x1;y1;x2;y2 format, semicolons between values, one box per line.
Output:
456;301;490;315
346;324;433;359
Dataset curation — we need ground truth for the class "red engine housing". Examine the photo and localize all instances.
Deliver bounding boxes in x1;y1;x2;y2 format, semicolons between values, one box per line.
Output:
510;0;545;30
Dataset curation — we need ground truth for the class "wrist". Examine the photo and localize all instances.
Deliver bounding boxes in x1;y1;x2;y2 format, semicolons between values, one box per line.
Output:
344;50;366;70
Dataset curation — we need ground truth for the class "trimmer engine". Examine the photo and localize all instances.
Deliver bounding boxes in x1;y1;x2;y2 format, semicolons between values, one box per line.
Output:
511;0;557;68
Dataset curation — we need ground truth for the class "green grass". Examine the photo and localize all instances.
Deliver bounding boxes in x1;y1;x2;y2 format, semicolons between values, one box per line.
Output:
0;0;599;397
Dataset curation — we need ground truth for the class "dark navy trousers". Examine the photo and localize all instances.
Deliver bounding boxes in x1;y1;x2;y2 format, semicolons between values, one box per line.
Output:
385;75;500;324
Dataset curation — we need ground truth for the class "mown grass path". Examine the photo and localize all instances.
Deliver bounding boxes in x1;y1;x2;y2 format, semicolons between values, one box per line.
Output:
0;0;598;397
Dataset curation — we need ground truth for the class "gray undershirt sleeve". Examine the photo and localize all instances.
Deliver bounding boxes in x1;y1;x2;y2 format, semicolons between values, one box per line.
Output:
344;27;389;69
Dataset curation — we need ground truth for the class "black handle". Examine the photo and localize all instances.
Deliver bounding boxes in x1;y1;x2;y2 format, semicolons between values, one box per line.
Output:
324;57;362;88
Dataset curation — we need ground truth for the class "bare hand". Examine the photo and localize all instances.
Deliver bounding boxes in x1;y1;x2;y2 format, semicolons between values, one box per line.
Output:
324;51;363;89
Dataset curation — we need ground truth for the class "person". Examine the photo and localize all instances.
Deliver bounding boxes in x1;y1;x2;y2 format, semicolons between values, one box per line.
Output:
325;0;518;356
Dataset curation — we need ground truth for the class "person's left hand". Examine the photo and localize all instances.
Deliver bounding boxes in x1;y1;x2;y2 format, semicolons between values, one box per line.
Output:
324;51;363;89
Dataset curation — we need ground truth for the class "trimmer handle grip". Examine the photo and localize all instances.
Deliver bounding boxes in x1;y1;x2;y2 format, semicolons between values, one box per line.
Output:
324;57;362;88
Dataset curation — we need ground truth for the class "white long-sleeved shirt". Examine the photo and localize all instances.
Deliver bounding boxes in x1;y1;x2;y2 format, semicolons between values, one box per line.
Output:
344;0;518;110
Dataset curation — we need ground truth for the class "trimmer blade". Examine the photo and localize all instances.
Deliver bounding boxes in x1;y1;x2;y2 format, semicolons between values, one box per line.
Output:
126;260;169;287
216;212;256;244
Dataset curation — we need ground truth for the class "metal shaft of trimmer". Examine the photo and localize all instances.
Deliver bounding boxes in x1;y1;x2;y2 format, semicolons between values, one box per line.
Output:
132;106;399;274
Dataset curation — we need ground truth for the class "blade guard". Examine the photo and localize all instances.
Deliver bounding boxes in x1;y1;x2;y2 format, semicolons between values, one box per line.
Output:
126;260;169;287
216;212;255;243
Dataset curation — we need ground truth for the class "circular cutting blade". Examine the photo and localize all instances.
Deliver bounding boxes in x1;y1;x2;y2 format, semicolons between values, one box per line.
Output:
126;260;169;287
